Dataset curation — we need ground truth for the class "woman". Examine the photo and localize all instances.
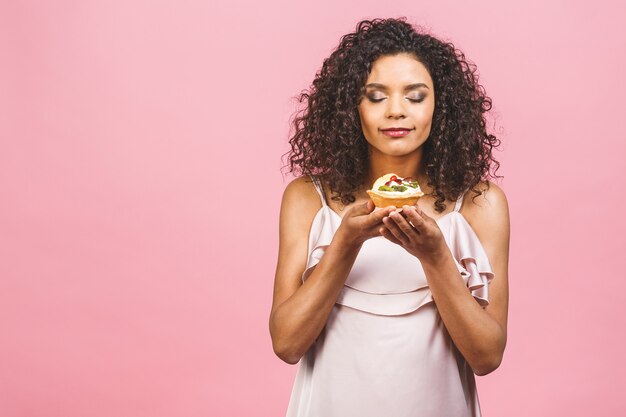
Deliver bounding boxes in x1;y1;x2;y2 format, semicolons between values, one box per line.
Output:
269;17;510;417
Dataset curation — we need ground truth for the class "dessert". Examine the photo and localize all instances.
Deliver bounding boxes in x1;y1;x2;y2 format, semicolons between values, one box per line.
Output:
366;173;425;208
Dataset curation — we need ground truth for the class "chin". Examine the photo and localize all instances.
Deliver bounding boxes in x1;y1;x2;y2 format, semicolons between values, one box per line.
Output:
382;144;421;157
367;139;424;157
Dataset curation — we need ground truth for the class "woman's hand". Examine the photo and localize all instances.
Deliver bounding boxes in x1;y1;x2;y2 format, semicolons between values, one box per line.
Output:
380;204;449;263
335;200;397;248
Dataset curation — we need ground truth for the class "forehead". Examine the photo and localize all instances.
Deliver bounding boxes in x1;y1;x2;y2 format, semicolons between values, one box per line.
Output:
365;53;433;88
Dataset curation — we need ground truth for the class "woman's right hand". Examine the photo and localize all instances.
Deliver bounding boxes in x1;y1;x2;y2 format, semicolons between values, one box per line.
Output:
335;200;397;248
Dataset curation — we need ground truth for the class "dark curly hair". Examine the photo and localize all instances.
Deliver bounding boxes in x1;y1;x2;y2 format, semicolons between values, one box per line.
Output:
283;17;502;212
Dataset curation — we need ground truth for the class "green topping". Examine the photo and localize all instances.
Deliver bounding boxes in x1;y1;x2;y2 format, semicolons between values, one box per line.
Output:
378;184;409;192
404;181;419;188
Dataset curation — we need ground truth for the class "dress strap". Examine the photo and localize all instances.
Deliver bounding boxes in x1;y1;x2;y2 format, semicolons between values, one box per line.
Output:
453;188;467;212
310;175;328;207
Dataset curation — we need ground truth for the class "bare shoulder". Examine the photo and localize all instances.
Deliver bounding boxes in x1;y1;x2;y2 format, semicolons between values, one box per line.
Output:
460;180;510;252
278;175;325;259
280;175;323;223
462;181;509;225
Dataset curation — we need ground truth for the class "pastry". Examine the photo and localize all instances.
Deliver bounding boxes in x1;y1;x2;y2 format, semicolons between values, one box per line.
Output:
366;173;425;208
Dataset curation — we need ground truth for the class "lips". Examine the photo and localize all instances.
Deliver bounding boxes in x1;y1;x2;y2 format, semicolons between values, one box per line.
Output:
381;128;413;138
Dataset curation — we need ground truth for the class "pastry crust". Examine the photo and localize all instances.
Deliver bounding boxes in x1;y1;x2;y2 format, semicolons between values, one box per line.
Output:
366;190;422;208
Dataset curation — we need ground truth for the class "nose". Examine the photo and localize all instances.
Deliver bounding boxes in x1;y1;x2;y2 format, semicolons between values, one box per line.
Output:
385;94;407;119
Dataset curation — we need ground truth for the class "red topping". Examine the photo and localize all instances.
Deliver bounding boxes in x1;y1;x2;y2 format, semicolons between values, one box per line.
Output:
384;174;403;186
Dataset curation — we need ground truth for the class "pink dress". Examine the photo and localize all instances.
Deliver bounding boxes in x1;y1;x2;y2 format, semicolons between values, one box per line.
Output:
285;176;495;417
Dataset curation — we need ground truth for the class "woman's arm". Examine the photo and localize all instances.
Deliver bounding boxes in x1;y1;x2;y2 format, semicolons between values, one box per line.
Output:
269;177;395;364
381;181;510;376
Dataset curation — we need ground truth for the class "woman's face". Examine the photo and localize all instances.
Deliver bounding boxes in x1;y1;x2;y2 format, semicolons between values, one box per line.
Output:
357;53;435;159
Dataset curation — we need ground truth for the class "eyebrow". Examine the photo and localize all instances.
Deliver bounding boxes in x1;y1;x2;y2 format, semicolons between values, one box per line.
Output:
365;83;430;91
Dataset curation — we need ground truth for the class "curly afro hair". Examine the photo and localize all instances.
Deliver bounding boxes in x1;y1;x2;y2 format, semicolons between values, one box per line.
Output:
283;17;502;213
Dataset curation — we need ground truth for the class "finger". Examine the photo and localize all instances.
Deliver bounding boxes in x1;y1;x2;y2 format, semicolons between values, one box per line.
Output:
403;205;426;231
354;199;375;216
346;200;374;218
390;209;420;239
382;215;410;245
367;205;397;224
379;226;403;245
414;204;431;220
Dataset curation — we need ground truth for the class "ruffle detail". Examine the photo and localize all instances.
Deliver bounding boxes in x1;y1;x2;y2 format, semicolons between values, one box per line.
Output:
302;206;341;282
335;286;434;316
441;212;495;307
302;207;494;316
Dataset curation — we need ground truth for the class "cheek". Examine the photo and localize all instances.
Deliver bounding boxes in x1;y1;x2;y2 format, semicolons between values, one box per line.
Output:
358;106;377;132
413;106;435;128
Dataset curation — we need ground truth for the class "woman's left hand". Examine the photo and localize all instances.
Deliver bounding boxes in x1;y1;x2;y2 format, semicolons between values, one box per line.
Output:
380;204;448;263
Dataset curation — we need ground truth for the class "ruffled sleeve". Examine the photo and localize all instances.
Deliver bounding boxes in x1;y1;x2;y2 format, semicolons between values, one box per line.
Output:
301;206;341;283
442;212;495;307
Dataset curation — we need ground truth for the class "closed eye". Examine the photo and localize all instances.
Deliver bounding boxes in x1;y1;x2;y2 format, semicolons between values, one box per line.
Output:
367;96;426;103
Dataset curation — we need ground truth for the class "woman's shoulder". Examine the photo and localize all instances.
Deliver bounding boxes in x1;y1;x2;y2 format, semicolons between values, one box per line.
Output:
280;175;324;223
462;180;508;211
460;180;510;237
282;175;320;203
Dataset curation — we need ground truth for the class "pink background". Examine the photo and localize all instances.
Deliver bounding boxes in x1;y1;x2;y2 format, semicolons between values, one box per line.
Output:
1;1;625;416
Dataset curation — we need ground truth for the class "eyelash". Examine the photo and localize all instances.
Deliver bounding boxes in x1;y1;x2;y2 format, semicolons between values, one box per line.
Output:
367;97;425;103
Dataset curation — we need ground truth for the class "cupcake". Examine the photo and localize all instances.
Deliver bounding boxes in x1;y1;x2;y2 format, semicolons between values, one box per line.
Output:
366;173;425;208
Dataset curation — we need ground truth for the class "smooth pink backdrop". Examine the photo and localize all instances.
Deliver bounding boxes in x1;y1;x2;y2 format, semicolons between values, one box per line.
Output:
1;1;625;416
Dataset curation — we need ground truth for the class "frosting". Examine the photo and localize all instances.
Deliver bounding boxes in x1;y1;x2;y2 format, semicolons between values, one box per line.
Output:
370;173;424;197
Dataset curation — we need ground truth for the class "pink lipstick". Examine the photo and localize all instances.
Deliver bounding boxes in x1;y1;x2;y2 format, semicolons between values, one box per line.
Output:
381;128;413;138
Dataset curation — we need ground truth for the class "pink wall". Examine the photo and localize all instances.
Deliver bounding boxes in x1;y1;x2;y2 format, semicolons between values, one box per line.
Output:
1;1;625;416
